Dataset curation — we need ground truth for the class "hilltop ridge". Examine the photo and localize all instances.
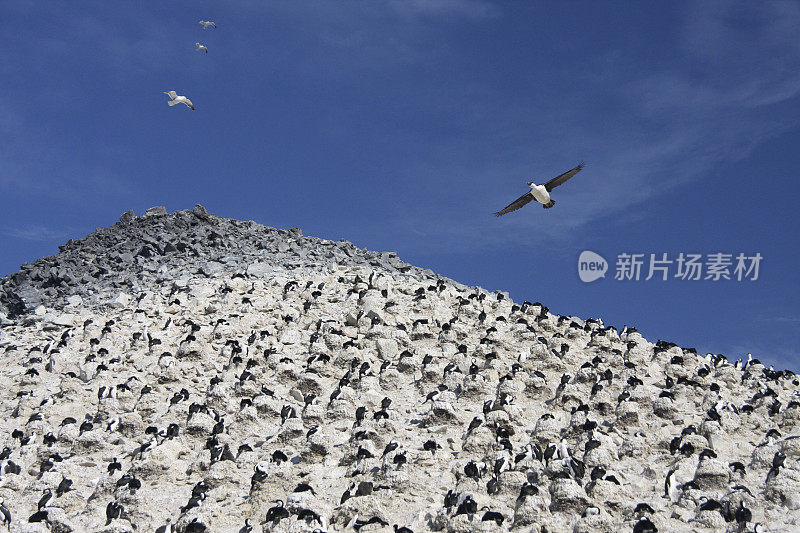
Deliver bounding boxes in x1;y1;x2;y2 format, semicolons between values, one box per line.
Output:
0;205;429;321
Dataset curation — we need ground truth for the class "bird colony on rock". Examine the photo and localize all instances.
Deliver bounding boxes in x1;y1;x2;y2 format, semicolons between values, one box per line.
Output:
0;206;798;532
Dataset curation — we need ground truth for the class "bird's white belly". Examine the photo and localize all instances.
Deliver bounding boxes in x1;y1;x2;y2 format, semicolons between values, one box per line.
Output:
530;185;550;204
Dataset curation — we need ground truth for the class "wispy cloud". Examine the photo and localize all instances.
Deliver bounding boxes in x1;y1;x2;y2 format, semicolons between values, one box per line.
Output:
385;0;499;20
4;2;177;76
381;2;800;253
250;0;498;20
0;149;133;201
2;225;73;242
231;0;497;72
0;4;159;202
681;1;800;107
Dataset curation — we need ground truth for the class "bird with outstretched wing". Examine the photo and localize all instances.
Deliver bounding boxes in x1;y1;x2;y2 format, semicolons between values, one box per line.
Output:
494;162;584;216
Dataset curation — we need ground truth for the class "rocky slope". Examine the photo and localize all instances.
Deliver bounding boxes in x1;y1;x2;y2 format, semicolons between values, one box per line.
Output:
0;205;797;533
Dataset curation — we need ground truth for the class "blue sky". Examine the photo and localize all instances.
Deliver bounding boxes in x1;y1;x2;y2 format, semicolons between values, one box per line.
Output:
2;1;798;369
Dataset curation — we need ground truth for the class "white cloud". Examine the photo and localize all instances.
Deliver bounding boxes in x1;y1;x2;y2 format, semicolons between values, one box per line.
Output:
384;2;800;252
2;225;72;242
386;0;499;19
251;0;498;20
681;1;800;107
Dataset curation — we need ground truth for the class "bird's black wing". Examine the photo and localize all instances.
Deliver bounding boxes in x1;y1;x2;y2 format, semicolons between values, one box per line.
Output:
544;162;585;192
494;192;534;217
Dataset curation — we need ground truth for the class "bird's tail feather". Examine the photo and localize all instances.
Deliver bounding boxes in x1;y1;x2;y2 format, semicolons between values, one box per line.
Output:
167;100;177;106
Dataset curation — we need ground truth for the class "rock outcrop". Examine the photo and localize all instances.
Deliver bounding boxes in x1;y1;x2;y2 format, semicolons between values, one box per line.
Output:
0;206;797;532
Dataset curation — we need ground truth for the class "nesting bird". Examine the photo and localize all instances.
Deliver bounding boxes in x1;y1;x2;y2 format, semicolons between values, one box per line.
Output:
1;207;798;531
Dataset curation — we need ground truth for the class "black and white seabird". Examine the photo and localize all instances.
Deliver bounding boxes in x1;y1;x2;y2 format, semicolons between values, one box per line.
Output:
382;441;399;457
0;499;10;528
664;468;677;500
481;508;504;525
265;500;290;524
108;457;122;474
105;501;123;525
454;495;477;516
56;477;73;497
37;488;52;511
494;163;585;215
633;517;658;533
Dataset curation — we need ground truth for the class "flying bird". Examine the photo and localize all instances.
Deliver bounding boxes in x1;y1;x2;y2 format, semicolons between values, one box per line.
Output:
195;43;208;54
494;162;585;216
199;20;217;29
164;91;195;111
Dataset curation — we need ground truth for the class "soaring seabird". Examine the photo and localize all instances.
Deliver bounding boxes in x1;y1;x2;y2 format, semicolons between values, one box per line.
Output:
195;43;208;54
494;162;585;215
198;20;217;29
164;91;195;111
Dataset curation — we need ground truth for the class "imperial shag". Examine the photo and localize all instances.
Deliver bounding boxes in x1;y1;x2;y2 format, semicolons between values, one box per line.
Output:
494;163;585;216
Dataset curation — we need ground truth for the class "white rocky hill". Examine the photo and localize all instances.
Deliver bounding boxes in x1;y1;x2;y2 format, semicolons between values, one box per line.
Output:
0;205;797;533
